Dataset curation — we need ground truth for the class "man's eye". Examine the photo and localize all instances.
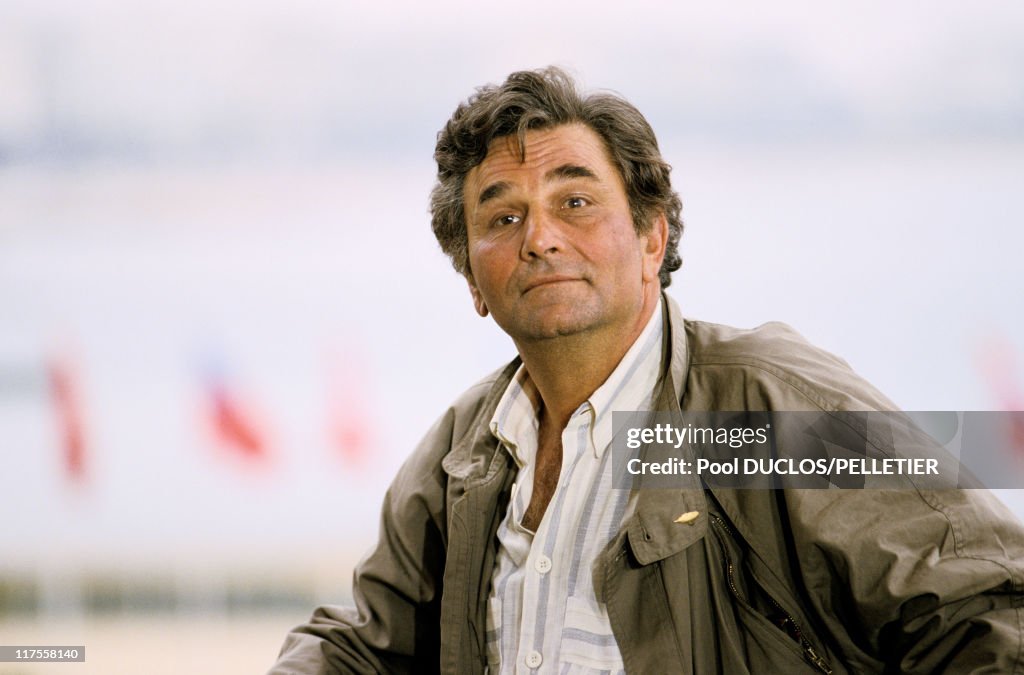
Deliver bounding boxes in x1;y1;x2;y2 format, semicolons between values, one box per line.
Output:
565;196;588;209
494;214;521;226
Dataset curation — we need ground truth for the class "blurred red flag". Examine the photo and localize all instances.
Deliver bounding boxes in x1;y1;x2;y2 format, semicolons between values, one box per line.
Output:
327;348;375;469
47;355;87;485
976;334;1024;454
201;356;271;465
208;381;267;459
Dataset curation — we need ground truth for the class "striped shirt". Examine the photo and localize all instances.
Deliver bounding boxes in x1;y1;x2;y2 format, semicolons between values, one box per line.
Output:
485;299;664;674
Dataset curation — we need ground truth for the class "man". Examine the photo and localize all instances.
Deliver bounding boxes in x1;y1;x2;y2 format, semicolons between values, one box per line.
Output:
271;68;1024;673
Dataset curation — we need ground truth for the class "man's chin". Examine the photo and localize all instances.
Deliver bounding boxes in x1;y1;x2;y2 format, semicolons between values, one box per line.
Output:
503;309;599;342
526;324;590;341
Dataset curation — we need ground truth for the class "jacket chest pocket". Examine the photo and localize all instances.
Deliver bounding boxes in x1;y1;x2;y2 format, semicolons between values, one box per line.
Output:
708;512;835;675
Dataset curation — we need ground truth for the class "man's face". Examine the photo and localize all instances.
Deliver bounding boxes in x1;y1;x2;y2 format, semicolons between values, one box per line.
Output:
462;123;666;346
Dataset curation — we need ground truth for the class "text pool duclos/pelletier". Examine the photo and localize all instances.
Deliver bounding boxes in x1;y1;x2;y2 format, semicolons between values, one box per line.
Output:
627;456;940;476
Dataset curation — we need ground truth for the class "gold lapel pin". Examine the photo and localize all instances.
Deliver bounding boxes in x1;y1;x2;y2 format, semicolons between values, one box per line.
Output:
674;511;700;525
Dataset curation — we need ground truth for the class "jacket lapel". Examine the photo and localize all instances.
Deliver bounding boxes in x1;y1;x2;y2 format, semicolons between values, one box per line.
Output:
622;293;709;565
598;294;710;673
440;361;519;674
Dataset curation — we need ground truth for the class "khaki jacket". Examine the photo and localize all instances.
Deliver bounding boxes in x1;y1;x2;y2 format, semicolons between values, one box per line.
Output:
272;296;1024;674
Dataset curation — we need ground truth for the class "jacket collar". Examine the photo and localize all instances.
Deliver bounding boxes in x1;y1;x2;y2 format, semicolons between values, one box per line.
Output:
442;292;708;563
626;294;709;565
441;357;521;484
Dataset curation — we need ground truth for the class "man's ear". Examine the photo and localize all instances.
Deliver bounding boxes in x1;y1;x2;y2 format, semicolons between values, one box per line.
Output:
466;274;489;317
641;212;669;284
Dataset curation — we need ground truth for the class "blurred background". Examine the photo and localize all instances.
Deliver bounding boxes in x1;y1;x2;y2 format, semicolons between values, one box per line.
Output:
2;1;1023;672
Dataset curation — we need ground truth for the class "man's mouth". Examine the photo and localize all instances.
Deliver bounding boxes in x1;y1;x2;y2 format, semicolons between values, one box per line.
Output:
522;276;580;293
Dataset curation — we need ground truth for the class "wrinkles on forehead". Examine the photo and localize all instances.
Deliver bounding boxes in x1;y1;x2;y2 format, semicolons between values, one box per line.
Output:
464;124;618;223
476;164;598;208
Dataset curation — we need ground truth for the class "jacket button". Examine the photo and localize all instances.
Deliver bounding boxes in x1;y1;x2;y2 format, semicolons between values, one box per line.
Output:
534;555;552;574
525;650;543;668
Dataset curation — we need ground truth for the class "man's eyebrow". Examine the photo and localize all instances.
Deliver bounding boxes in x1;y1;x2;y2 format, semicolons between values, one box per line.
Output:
545;164;598;182
476;164;598;207
478;181;510;206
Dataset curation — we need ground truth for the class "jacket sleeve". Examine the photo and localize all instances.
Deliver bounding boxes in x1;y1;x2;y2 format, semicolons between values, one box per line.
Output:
687;319;1024;672
268;409;456;675
785;468;1024;673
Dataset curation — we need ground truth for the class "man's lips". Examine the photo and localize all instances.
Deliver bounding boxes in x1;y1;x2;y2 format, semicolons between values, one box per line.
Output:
521;276;581;293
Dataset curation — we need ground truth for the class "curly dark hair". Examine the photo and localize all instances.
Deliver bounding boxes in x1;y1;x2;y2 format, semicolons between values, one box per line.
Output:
430;66;683;288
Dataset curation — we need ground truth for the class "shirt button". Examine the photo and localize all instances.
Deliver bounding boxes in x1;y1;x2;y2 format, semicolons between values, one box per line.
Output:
525;651;543;668
534;555;552;574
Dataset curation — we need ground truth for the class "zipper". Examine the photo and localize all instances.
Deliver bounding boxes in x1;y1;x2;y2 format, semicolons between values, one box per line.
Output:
710;513;833;674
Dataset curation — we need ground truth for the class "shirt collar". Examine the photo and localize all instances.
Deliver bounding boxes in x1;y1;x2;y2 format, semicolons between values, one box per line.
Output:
588;297;664;455
488;365;540;468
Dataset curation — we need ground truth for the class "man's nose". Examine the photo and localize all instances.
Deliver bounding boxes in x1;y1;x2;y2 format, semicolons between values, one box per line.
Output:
519;209;563;261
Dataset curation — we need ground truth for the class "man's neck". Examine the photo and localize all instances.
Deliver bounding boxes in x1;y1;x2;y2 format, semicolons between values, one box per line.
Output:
515;290;662;429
